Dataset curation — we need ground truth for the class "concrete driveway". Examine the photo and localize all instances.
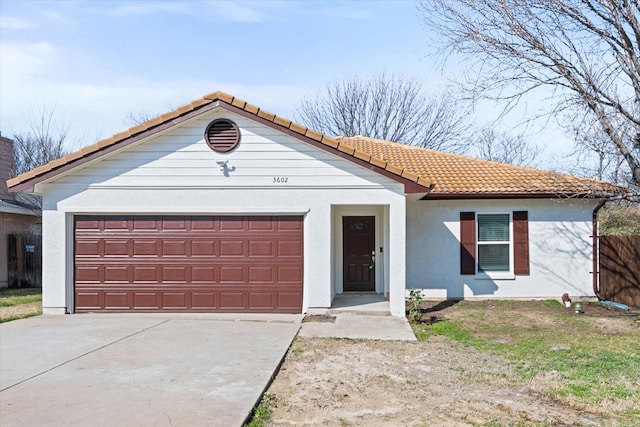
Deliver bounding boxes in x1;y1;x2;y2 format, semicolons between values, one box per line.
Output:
0;313;301;427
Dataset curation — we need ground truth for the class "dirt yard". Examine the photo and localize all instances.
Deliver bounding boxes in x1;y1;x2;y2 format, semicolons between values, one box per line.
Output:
264;301;640;426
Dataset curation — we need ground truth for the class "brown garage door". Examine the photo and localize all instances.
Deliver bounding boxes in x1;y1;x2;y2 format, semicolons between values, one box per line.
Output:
74;215;303;313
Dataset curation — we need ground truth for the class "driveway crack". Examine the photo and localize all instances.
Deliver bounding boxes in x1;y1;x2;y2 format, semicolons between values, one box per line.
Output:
0;319;171;392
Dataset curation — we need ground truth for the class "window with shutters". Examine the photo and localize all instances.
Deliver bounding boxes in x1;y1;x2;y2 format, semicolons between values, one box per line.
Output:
477;213;511;273
460;211;529;278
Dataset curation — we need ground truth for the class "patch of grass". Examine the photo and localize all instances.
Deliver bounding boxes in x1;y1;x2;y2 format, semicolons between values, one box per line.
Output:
538;299;562;308
245;393;276;427
0;311;41;323
290;347;304;355
494;300;517;307
412;303;640;421
0;288;42;307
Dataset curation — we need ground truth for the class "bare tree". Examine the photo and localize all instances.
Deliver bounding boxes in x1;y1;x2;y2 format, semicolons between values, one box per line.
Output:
11;106;71;176
569;118;629;183
124;110;161;127
470;128;543;167
418;0;640;187
295;74;471;152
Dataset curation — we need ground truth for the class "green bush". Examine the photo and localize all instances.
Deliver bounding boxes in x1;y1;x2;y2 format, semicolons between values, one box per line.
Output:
600;204;640;236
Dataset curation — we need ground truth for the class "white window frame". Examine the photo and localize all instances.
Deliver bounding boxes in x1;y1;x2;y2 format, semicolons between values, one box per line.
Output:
475;212;515;280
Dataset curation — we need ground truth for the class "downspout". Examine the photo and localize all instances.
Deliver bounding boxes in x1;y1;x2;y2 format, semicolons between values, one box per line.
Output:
592;198;607;300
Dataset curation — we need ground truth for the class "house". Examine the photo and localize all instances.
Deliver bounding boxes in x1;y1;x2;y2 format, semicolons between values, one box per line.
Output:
1;136;42;288
6;92;622;316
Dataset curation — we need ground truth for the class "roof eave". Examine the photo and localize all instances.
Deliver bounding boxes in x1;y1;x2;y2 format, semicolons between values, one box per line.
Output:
420;191;611;200
7;99;225;193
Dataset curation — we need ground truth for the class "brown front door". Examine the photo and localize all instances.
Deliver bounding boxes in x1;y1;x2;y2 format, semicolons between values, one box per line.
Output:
343;216;375;292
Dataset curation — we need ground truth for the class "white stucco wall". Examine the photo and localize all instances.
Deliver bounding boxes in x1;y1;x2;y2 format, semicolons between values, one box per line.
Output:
36;108;408;315
406;198;599;299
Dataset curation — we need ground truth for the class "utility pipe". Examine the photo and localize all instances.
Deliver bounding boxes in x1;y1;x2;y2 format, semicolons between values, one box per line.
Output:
592;198;607;300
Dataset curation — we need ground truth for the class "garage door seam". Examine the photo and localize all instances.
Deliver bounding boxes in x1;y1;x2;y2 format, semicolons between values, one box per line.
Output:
0;319;171;392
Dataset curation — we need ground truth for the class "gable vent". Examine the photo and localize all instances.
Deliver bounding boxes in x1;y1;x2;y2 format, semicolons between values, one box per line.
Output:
205;119;240;153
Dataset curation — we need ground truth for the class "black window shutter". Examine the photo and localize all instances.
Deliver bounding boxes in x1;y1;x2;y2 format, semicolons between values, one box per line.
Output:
460;212;476;275
513;211;530;275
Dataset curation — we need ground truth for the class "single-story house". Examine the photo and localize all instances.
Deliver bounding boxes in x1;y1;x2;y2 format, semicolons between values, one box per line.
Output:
1;136;42;288
7;92;622;316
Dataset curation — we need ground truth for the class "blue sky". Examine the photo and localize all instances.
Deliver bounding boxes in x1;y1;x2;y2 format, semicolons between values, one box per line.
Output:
1;1;445;143
0;0;571;169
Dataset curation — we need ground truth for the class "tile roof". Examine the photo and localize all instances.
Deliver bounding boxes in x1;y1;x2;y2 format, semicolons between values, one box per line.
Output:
6;91;430;193
337;136;624;198
6;91;624;198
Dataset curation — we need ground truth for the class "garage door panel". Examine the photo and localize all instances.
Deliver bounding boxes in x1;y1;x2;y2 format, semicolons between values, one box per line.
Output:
133;240;160;256
133;266;159;282
104;217;129;231
278;240;303;257
191;240;216;256
161;217;188;230
163;292;188;309
249;292;274;309
104;240;129;256
133;292;158;309
104;266;129;283
249;240;274;256
220;292;244;309
132;216;159;230
191;217;216;230
249;217;275;231
219;217;244;231
76;266;101;283
192;292;216;308
75;215;303;313
278;291;303;310
161;266;188;282
104;292;129;309
219;240;245;256
277;218;303;230
249;266;274;283
191;266;216;283
162;240;189;256
278;266;303;283
76;217;101;230
219;266;245;282
76;239;101;257
75;292;101;309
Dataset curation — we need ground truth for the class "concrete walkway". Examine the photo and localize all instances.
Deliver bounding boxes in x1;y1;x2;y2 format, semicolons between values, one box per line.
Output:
299;312;416;341
0;314;301;427
301;294;416;341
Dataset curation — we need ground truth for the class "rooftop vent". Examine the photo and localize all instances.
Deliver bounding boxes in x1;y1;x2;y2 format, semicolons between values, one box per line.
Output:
205;119;240;153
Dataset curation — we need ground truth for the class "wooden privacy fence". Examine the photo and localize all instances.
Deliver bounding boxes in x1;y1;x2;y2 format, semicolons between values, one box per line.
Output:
7;234;42;288
599;235;640;308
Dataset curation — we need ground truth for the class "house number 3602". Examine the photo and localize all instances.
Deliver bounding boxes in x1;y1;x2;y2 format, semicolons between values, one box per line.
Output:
273;176;289;183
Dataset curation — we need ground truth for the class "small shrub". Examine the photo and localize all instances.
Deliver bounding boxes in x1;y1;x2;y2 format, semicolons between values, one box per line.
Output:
407;288;424;322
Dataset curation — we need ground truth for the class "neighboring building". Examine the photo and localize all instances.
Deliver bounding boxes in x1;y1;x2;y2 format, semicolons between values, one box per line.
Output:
7;92;623;315
1;136;41;288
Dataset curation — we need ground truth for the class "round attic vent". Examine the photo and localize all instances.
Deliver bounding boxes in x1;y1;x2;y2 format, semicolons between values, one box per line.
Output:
204;119;240;153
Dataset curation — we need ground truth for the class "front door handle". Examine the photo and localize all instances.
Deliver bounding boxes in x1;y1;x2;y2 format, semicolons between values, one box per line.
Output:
369;251;375;269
